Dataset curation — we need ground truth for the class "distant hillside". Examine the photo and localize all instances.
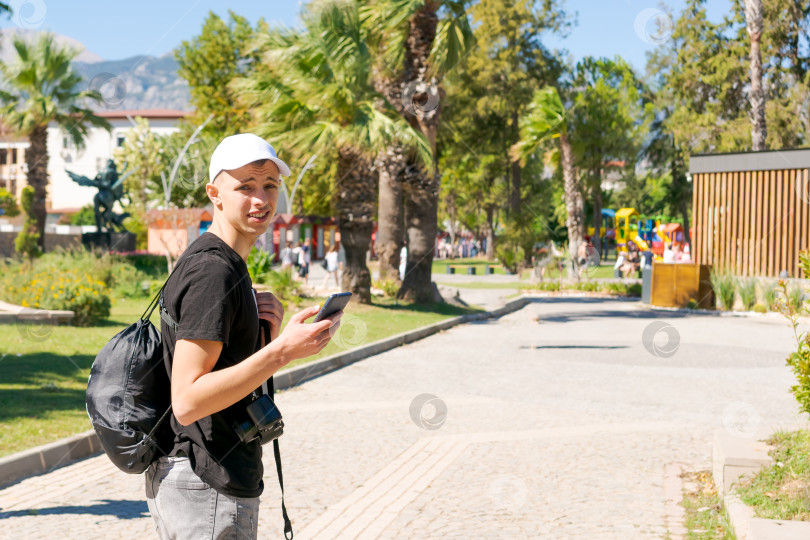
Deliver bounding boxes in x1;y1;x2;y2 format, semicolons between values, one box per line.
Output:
73;54;191;112
0;28;191;112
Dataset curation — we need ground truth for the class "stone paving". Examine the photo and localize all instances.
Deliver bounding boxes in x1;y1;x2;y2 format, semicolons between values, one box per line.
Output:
0;295;807;539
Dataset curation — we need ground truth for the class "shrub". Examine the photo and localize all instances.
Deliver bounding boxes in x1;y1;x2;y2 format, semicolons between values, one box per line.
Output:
753;303;767;313
738;278;757;311
265;268;303;309
760;280;779;311
787;284;806;313
778;280;810;415
532;280;560;291
711;271;737;310
247;247;274;284
69;204;96;226
373;279;400;297
572;280;599;292
14;186;41;259
0;187;20;217
599;282;641;297
0;266;111;326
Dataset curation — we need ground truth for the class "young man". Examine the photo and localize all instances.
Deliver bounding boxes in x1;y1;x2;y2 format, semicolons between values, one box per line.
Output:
146;133;341;539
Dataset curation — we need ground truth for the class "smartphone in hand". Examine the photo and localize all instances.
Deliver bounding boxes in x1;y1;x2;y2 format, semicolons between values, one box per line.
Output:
313;292;352;322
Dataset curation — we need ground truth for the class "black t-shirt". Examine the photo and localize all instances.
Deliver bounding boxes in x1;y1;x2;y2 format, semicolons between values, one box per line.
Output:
161;232;263;498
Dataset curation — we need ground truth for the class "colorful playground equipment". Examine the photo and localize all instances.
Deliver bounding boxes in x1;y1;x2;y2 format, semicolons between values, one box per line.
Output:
585;209;616;244
616;208;688;257
616;208;649;253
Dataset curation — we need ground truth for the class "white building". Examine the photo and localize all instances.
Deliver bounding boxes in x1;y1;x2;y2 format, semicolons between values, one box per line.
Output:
46;108;189;212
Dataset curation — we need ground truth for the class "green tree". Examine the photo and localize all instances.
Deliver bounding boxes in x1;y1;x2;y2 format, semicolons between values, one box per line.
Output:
176;11;259;139
570;57;652;256
0;34;109;250
512;86;584;265
439;0;569;270
236;0;429;303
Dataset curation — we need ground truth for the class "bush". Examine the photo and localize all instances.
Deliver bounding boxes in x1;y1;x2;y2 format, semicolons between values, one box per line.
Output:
69;204;96;226
778;280;810;415
247;247;273;284
573;280;599;292
787;284;806;313
753;303;767;313
0;187;20;217
531;280;561;291
599;282;642;297
711;271;737;310
264;268;303;309
373;279;400;297
760;280;779;311
738;278;757;311
0;264;111;326
15;186;41;259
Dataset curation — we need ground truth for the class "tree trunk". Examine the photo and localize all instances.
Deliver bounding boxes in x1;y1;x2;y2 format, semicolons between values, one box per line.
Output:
374;2;441;303
510;110;522;216
560;132;583;262
398;164;439;303
375;147;405;282
591;173;603;257
485;204;495;260
26;125;48;251
745;0;767;151
336;146;374;303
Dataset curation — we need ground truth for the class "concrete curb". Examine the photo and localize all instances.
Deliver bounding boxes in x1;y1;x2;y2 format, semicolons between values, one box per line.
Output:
0;429;102;487
0;295;533;489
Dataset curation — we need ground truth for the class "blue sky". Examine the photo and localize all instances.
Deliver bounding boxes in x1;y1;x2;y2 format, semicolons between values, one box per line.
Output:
0;0;734;72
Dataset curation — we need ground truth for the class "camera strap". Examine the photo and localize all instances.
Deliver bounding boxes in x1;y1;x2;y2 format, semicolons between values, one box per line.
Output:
260;319;293;539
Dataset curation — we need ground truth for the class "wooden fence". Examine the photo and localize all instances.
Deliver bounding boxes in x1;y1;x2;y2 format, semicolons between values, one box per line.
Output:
690;149;810;278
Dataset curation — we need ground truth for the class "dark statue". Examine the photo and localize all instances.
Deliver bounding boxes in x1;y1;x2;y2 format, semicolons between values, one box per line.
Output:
66;159;131;233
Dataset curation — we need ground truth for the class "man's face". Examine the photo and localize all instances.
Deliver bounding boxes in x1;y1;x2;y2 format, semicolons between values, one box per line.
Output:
209;159;280;237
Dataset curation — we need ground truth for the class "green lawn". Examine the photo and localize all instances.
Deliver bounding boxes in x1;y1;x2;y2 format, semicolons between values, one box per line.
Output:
0;294;480;457
738;430;810;521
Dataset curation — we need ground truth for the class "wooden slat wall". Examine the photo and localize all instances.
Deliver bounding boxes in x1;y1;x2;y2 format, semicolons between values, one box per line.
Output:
692;168;810;277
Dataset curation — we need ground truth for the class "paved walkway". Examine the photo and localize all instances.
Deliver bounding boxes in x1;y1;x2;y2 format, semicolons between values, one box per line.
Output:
0;296;807;538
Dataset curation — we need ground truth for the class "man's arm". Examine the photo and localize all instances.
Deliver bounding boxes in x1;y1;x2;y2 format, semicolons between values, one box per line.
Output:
172;305;339;426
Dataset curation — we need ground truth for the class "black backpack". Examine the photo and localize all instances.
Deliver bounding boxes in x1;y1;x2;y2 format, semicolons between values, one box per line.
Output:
85;253;293;537
86;285;173;473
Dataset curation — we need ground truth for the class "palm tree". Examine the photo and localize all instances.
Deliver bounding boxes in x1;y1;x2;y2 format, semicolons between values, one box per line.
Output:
0;34;109;249
744;0;767;150
512;86;584;268
234;0;429;303
362;0;473;302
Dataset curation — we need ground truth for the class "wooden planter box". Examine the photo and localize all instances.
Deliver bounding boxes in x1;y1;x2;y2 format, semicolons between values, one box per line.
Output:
651;263;715;309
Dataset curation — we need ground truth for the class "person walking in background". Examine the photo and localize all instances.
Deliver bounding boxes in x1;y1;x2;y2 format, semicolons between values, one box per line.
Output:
321;244;340;289
298;240;310;285
399;245;407;281
280;242;295;271
292;241;303;276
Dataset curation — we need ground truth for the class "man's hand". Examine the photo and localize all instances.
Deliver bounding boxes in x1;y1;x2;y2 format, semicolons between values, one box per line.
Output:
256;290;284;342
274;304;342;362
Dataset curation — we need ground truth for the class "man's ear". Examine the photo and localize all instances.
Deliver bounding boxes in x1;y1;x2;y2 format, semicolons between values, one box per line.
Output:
206;182;221;205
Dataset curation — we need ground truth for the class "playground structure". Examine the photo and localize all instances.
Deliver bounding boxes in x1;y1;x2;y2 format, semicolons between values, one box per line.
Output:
614;208;687;257
689;148;810;278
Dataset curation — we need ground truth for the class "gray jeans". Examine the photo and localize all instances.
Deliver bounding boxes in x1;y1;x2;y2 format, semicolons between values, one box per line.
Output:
145;456;259;539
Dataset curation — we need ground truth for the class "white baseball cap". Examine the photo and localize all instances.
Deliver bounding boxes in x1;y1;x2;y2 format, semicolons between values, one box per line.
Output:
208;133;291;184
